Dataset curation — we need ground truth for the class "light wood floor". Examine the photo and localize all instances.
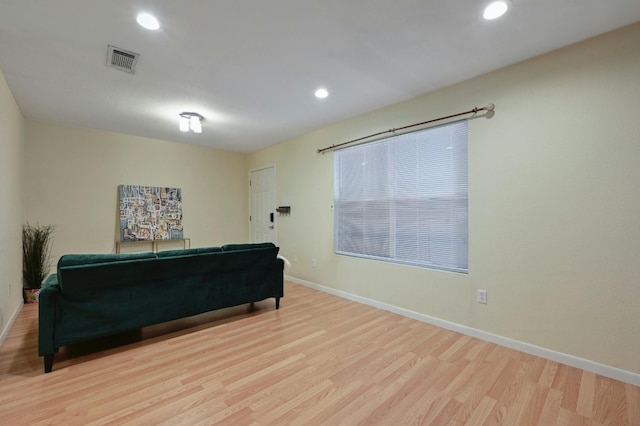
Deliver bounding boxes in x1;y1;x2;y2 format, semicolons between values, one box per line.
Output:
1;281;638;425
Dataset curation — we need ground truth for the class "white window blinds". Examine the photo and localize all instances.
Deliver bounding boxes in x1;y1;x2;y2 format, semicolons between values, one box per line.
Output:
334;121;468;273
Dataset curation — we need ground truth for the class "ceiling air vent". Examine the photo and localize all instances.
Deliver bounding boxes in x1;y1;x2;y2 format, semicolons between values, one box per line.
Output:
107;45;139;74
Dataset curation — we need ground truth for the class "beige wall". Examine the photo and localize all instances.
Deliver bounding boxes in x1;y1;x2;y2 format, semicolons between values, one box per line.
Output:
248;23;640;373
0;68;25;338
25;122;249;264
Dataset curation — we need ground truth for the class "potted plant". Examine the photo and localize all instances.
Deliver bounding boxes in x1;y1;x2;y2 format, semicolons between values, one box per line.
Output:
22;223;55;303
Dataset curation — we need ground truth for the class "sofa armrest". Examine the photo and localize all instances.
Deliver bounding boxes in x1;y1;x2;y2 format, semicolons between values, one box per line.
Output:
41;273;59;289
38;274;60;358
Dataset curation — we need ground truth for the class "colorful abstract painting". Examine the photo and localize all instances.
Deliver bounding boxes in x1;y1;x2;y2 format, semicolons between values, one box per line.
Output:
119;185;183;242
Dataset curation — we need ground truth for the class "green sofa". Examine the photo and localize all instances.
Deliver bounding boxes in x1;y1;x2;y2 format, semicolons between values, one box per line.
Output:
38;243;284;373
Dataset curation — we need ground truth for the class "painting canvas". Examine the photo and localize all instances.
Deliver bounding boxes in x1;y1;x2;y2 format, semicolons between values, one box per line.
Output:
119;185;183;242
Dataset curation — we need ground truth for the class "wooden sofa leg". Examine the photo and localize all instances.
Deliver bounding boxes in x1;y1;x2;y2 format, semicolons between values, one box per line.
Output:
44;354;54;373
276;297;280;310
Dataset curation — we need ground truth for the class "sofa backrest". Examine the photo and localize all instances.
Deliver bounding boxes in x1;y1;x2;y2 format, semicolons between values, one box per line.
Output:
56;245;279;300
57;252;157;278
221;242;276;251
155;246;222;258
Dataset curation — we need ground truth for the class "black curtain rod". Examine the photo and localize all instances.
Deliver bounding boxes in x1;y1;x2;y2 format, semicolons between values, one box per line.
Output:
317;103;495;154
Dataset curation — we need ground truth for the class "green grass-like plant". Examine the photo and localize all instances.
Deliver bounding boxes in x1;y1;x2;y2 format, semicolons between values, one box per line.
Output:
22;223;56;289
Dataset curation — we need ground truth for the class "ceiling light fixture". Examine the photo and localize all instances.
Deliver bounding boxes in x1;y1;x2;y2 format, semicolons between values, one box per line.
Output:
136;12;162;30
315;88;329;99
483;1;511;20
179;112;204;134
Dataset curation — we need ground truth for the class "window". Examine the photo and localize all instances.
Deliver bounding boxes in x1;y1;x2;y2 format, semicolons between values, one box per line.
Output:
334;121;468;273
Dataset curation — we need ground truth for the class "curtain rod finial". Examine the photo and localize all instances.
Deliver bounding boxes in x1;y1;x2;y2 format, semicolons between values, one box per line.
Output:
485;103;495;111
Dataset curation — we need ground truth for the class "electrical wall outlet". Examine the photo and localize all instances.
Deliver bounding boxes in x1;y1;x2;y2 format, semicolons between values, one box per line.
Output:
311;259;317;268
477;289;487;304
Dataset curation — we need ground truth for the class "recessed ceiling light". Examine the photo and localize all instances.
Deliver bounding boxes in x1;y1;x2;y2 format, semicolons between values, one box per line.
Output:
315;88;329;99
483;1;510;20
136;12;162;31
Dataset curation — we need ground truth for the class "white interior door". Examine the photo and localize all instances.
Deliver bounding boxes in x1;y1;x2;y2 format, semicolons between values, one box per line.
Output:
249;166;276;243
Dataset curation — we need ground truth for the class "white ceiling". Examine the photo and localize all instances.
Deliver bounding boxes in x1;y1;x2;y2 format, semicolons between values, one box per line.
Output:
1;1;639;153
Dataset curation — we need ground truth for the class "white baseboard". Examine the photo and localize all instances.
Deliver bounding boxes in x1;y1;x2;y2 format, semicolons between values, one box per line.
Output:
285;275;640;387
0;302;22;347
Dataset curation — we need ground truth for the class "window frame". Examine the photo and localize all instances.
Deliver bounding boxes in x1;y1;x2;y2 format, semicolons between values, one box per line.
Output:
333;120;469;273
